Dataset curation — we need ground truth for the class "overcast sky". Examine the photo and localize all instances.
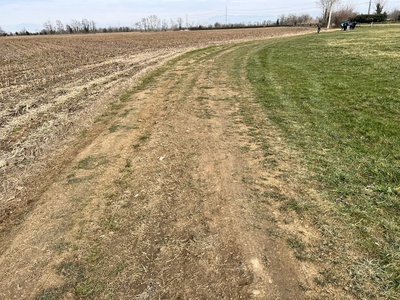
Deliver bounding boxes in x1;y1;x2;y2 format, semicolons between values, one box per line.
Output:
1;0;399;32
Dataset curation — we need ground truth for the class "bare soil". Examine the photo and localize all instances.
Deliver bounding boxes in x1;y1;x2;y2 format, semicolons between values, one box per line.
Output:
0;33;332;299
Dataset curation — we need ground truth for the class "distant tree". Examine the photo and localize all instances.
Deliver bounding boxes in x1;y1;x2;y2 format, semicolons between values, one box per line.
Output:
140;18;148;31
90;20;96;33
375;0;387;14
298;14;313;25
19;28;29;35
318;0;341;27
353;12;387;23
82;19;90;33
65;24;73;34
332;5;357;26
134;21;142;31
147;15;161;31
43;20;54;34
376;4;383;14
56;20;64;34
388;9;400;21
161;19;169;31
278;13;312;26
0;26;6;36
177;17;183;30
169;19;177;30
279;14;286;25
70;19;81;33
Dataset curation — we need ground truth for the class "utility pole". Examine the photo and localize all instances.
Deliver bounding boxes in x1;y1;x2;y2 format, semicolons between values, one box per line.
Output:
368;0;372;14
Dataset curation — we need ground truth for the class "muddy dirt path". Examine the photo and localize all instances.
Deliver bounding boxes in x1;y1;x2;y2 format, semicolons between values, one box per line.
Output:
0;42;318;299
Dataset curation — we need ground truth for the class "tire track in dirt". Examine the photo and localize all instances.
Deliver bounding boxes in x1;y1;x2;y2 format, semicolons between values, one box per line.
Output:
0;42;314;299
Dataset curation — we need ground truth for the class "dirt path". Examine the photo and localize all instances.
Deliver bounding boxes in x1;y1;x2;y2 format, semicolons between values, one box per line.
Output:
0;42;318;299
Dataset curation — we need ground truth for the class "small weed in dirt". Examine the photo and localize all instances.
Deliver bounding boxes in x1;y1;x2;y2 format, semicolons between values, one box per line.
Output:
104;192;118;201
54;242;71;252
120;109;133;117
287;235;309;261
79;129;88;138
35;260;86;299
109;260;127;277
113;178;129;189
77;155;108;170
138;132;151;142
314;268;340;287
119;90;134;102
109;102;124;111
280;198;313;214
102;215;120;231
75;283;98;297
67;174;96;185
57;261;85;280
35;286;66;300
263;190;287;202
125;158;132;169
109;123;123;133
88;248;103;263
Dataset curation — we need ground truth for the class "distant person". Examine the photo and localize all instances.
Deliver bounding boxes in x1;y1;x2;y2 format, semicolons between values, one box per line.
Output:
317;23;321;33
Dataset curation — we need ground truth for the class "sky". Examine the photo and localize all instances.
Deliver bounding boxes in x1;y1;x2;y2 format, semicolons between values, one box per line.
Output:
0;0;399;32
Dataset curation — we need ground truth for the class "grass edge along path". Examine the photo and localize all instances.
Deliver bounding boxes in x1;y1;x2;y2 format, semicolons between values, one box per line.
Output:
247;25;400;299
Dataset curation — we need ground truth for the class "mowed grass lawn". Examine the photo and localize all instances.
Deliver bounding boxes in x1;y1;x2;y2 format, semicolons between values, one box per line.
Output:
248;25;400;298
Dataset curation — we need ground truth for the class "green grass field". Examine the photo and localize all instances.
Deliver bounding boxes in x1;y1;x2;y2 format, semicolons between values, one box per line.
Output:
248;25;400;299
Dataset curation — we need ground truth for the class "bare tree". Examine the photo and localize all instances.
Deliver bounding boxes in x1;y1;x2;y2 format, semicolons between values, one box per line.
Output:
65;24;73;34
56;20;64;34
319;0;329;22
70;19;81;33
176;17;183;30
286;14;298;26
161;19;169;31
43;20;54;34
279;14;286;25
81;19;90;33
140;18;149;31
332;5;357;27
90;20;96;33
169;19;178;30
318;0;341;27
388;9;400;21
298;14;313;25
147;15;160;31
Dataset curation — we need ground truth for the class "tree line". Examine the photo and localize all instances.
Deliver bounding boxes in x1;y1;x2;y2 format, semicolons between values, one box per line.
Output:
1;1;400;37
0;14;319;37
319;0;399;27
